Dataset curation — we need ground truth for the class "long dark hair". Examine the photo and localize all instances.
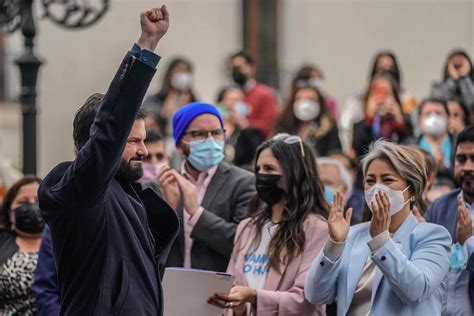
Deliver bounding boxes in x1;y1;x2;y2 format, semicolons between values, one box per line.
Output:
274;86;335;137
369;51;402;87
243;138;329;270
362;73;404;116
0;175;41;229
156;57;197;101
442;49;474;81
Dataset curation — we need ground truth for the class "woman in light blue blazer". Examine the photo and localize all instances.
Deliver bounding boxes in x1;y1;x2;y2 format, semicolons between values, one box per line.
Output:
305;139;452;316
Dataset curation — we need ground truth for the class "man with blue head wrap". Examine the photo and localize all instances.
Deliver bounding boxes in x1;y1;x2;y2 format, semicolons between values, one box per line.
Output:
158;102;256;272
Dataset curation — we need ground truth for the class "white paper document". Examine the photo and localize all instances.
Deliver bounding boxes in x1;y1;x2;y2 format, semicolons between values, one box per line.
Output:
163;267;235;316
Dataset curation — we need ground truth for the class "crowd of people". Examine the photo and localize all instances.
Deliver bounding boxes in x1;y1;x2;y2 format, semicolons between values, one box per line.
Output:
1;5;474;316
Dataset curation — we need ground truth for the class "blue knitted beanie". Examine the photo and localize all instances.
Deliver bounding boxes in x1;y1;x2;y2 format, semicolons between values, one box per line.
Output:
172;102;224;144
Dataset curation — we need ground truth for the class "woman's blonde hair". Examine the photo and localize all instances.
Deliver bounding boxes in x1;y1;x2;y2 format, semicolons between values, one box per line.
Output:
361;139;427;204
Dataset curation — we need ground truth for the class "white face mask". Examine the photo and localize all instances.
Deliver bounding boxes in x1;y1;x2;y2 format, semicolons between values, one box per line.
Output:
421;113;447;137
364;183;411;216
171;72;193;91
293;99;320;121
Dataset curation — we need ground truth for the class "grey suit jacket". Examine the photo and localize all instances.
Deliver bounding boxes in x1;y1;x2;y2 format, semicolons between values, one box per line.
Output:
166;163;256;272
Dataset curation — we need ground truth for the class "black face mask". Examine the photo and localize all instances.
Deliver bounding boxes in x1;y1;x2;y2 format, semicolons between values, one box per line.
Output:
256;174;284;206
232;68;247;86
13;203;45;234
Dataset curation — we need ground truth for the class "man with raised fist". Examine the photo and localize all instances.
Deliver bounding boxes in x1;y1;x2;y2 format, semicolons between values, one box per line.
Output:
38;6;178;315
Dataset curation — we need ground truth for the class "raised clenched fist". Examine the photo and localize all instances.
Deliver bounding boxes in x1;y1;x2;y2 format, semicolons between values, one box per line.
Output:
138;5;170;52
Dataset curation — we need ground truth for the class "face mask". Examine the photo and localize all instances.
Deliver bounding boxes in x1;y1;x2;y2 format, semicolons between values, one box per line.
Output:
324;185;337;205
234;101;249;118
293;99;320;121
256;174;285;206
185;139;225;172
451;243;468;271
171;72;193;91
141;162;167;181
308;78;325;90
422;113;447;137
232;68;247;86
13;203;45;234
364;183;411;216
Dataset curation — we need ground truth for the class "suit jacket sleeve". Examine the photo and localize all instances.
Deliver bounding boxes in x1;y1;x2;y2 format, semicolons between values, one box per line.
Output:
305;235;346;305
43;52;157;210
430;79;457;101
370;224;451;304
458;76;474;110
191;173;255;258
33;226;60;316
255;217;329;314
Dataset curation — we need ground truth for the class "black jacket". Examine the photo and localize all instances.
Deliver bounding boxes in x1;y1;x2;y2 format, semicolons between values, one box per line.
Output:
352;115;413;158
38;52;179;316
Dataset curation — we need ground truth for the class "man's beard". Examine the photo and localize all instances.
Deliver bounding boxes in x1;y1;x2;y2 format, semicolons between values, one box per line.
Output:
458;171;474;197
115;158;143;183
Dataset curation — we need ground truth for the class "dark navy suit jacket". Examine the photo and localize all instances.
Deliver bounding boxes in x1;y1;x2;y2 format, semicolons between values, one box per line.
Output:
424;188;461;242
38;50;179;316
424;188;474;310
33;226;60;316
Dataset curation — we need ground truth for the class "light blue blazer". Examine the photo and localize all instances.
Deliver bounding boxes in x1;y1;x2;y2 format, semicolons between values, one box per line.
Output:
305;213;452;316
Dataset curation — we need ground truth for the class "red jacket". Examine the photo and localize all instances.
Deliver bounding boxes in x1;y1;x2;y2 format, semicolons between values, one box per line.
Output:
244;82;278;139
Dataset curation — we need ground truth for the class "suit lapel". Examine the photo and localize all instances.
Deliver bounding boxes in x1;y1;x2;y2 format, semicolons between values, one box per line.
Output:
343;230;371;310
264;261;288;291
370;213;418;303
201;164;230;209
370;268;384;304
450;193;460;242
176;192;185;259
234;225;255;288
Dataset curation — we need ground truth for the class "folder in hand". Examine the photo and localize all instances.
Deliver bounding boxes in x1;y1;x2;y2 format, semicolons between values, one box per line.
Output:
163;268;235;316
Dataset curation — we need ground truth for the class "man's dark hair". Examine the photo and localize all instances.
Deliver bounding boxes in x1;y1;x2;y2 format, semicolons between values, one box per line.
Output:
229;50;255;66
456;125;474;151
417;98;449;118
73;93;147;153
144;129;163;144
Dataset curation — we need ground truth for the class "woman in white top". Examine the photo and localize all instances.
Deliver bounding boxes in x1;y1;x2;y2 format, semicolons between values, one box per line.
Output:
208;133;329;315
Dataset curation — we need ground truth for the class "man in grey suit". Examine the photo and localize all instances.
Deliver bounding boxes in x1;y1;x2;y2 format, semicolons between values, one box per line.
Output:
158;102;255;272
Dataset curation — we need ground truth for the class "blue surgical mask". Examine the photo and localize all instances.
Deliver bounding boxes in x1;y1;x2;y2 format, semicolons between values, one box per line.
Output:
451;243;468;271
234;101;249;118
324;185;337;205
185;139;225;172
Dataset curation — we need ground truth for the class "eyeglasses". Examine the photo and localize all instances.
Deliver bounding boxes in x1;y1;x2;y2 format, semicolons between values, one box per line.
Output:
183;129;226;142
272;133;305;157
